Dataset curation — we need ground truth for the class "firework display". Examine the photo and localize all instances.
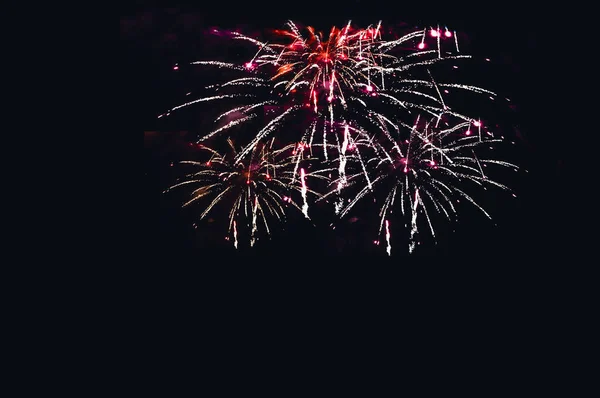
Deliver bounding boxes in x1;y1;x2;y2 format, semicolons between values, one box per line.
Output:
161;20;518;255
164;138;325;248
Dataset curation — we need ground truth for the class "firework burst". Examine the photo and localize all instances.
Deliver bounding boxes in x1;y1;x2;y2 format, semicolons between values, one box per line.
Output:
321;114;519;254
164;138;326;248
159;20;519;255
160;21;496;164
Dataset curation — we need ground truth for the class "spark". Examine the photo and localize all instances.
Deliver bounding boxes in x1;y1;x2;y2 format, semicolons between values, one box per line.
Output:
300;168;309;218
335;124;350;213
385;219;391;256
408;189;419;254
251;197;258;247
233;220;238;249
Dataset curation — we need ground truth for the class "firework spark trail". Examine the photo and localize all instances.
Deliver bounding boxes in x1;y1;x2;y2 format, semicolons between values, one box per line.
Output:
436;27;441;58
190;61;245;70
329;70;335;102
335;124;350;214
408;189;419;254
340;123;350;173
385;219;392;256
234;106;298;163
300;168;309;218
199;114;257;142
377;31;424;51
454;31;460;52
214;102;270;122
230;31;275;52
352;143;372;190
221;77;269;87
427;70;447;111
322;123;328;161
251;196;258;247
291;142;305;183
287;20;303;43
308;121;317;153
233;220;238;249
159;94;252;118
377;184;397;234
472;149;486;178
329;103;334;132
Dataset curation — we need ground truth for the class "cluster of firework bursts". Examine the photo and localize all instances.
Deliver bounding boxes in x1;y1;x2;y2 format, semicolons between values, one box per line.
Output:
162;20;519;255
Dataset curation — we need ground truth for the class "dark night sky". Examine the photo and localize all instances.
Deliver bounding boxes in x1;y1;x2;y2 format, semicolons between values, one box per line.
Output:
126;2;570;262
